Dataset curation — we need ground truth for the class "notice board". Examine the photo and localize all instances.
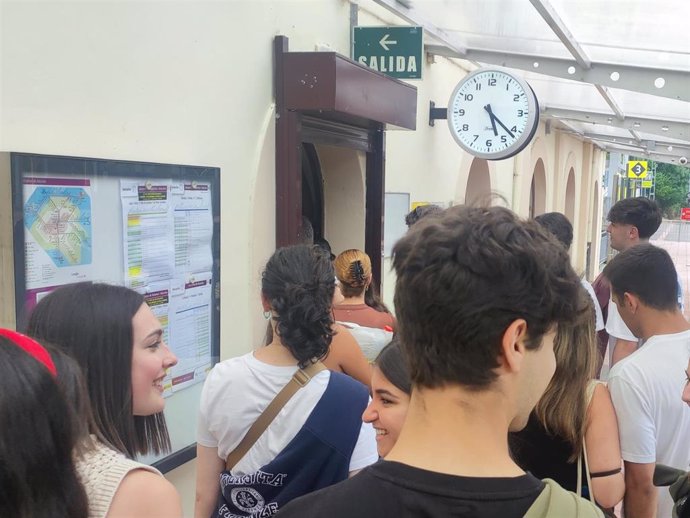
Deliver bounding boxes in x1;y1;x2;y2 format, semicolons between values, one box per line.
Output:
10;152;221;472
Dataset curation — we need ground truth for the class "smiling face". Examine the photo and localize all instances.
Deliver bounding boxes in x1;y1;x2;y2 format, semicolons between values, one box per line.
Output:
131;303;178;416
683;360;690;407
362;366;411;457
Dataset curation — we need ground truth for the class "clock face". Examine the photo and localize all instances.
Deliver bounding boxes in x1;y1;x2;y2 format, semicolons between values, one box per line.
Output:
447;68;539;160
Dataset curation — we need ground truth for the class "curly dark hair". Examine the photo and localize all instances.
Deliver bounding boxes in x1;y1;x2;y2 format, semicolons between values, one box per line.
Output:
393;205;583;389
262;245;336;367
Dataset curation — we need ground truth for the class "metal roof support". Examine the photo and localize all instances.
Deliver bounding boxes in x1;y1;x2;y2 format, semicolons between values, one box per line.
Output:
528;0;591;69
629;129;642;144
371;0;467;55
426;45;690;102
595;85;625;121
576;131;690;156
540;105;689;142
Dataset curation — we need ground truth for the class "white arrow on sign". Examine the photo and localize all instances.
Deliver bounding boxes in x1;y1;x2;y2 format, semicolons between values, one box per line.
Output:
379;34;398;51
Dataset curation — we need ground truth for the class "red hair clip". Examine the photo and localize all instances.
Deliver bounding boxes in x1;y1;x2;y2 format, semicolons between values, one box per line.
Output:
0;328;57;377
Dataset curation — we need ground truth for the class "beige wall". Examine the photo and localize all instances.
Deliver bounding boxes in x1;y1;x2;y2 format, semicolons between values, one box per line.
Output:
1;0;604;511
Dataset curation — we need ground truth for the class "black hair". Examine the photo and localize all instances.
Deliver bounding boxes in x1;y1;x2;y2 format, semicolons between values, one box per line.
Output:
314;237;336;261
534;212;573;249
405;204;444;228
262;245;336;367
375;338;411;395
26;282;171;458
392;205;582;389
607;197;662;239
603;243;679;311
297;216;315;245
43;343;102;454
0;336;89;518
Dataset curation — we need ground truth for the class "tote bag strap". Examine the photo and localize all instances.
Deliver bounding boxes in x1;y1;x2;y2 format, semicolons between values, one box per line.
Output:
225;361;327;471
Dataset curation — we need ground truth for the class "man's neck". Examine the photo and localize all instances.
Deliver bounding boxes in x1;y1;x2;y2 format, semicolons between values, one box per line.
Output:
385;385;525;478
621;237;648;251
638;310;690;340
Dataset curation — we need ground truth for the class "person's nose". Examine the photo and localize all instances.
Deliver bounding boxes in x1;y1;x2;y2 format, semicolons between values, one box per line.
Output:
162;341;178;368
362;400;378;423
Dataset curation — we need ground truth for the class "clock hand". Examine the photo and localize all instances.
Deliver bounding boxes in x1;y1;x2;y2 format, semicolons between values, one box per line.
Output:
484;105;498;137
491;112;516;139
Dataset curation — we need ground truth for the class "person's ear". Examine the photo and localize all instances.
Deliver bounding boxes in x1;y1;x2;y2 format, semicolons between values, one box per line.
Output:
623;292;640;313
260;292;271;312
629;225;640;240
499;319;529;373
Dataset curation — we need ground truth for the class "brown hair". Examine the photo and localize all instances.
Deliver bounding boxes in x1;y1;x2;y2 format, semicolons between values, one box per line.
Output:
392;205;582;389
335;249;372;298
533;293;597;461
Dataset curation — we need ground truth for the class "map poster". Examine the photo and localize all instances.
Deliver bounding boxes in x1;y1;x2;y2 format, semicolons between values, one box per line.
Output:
23;177;93;302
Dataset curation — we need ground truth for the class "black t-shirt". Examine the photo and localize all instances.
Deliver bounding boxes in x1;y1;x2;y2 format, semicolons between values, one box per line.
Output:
509;413;583;493
277;460;544;518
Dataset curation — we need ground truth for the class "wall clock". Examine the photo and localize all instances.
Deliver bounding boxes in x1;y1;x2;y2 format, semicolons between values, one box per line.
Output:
447;67;540;160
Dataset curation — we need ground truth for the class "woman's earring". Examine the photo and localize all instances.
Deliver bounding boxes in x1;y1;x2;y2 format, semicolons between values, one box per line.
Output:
263;310;272;320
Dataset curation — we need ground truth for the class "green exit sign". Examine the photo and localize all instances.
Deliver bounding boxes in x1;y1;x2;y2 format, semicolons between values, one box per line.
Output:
353;26;423;80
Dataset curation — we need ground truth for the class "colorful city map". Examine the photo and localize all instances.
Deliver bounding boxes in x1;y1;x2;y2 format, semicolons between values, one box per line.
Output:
24;186;92;267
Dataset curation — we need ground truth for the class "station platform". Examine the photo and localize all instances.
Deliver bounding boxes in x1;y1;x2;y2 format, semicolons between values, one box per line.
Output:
651;220;690;319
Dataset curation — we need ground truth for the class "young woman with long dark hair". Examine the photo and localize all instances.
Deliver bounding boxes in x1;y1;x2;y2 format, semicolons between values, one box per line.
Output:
27;282;182;518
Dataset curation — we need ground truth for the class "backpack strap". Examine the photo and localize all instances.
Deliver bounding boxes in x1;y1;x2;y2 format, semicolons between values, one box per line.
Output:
225;361;327;471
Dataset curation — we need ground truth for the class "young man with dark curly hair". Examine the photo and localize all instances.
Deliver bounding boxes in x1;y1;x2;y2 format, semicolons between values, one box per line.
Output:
278;205;602;518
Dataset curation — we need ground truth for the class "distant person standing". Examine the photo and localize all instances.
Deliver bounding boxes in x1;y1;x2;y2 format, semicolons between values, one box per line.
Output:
534;212;605;333
332;249;396;331
604;244;690;518
593;197;663;375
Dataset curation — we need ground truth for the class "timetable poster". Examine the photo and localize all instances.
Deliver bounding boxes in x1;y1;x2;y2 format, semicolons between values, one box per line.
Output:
23;177;94;311
121;179;214;393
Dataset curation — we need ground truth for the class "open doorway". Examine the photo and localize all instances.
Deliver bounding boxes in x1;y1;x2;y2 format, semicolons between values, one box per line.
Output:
301;143;324;241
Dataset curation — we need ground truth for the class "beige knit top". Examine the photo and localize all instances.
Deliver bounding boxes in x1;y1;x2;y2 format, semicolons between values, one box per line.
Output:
76;439;161;518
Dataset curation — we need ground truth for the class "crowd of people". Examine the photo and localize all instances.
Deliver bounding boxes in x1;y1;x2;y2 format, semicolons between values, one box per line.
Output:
2;197;689;518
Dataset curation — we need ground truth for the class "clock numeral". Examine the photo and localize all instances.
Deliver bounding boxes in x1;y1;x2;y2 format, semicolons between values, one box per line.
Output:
473;135;479;142
462;124;469;131
513;94;520;101
501;136;507;143
486;139;493;147
511;126;517;132
488;79;497;86
506;83;510;91
475;83;482;91
464;94;474;101
518;110;525;117
454;109;465;116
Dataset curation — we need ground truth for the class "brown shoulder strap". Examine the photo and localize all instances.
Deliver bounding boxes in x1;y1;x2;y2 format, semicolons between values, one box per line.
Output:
225;361;327;471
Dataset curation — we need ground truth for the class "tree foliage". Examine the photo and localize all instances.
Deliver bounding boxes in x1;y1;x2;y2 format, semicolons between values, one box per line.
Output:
635;158;690;219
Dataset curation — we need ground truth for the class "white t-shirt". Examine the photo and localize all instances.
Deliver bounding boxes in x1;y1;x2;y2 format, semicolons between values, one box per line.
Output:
197;352;378;475
580;279;604;332
608;329;690;518
604;299;639;369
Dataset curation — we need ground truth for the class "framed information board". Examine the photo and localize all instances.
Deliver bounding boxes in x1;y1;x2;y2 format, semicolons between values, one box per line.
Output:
10;152;221;472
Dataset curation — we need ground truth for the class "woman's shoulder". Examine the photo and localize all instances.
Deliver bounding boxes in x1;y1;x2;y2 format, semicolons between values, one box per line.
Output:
107;469;181;518
76;440;164;518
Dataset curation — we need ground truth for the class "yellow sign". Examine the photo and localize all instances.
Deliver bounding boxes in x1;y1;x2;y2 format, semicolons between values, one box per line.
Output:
642;180;653;188
627;160;648;178
411;201;430;210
